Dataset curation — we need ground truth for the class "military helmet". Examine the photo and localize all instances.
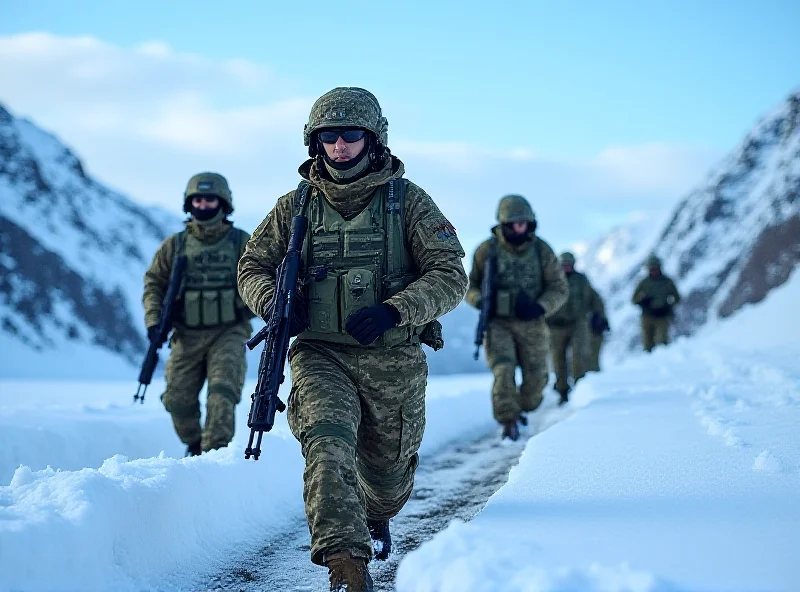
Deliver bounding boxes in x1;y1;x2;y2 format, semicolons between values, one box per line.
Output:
560;251;576;266
496;194;536;224
645;254;662;269
303;87;389;147
183;172;233;214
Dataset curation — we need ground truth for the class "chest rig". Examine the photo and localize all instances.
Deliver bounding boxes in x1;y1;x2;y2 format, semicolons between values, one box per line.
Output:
176;227;246;328
296;178;420;347
492;238;544;318
548;272;588;325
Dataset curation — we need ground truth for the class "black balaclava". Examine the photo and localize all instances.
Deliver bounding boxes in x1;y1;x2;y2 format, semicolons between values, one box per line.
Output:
501;222;534;246
188;199;223;222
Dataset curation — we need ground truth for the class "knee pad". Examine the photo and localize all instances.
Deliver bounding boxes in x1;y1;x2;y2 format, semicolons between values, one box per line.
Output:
161;389;200;417
303;423;357;458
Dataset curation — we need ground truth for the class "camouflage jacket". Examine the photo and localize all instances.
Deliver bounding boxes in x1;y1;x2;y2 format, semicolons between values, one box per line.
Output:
142;219;251;329
465;228;568;316
632;274;681;317
237;156;468;327
547;271;597;326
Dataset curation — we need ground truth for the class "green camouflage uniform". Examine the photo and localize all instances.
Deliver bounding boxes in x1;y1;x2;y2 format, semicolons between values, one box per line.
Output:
547;268;597;394
587;287;607;372
238;152;467;563
143;174;252;452
466;221;568;423
631;261;681;352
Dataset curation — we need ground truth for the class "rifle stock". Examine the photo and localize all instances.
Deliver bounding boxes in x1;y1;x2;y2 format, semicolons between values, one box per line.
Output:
245;214;308;460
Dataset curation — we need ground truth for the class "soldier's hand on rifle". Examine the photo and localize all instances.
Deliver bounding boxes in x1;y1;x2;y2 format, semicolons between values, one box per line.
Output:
514;292;545;321
345;304;401;345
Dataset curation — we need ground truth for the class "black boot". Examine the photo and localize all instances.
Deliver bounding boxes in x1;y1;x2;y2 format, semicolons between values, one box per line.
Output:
367;519;392;560
501;421;520;441
518;412;528;426
558;389;570;406
185;440;202;457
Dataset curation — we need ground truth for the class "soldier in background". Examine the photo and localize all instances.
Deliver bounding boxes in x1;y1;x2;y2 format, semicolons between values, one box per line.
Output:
143;173;253;456
632;254;681;352
587;286;610;372
546;252;601;404
238;87;467;592
466;195;568;440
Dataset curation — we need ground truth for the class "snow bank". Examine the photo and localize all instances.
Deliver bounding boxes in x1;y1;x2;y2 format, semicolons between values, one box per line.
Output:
397;278;800;592
0;370;493;591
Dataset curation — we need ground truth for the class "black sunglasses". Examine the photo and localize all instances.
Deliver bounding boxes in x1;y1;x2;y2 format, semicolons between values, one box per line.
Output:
317;128;367;144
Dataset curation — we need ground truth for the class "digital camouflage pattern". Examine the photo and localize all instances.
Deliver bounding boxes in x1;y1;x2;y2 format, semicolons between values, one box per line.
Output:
587;286;607;372
547;270;598;394
286;339;426;564
304;87;388;147
183;172;234;213
237;154;467;565
466;228;568;423
143;218;252;451
496;194;536;223
632;273;681;352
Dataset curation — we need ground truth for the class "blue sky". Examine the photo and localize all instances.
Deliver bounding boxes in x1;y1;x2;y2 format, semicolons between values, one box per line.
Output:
2;0;799;250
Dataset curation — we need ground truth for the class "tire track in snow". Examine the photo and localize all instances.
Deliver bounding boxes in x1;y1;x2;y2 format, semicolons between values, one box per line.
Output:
202;399;573;591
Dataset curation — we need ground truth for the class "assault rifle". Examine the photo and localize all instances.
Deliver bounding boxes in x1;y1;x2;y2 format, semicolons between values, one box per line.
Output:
244;214;308;460
473;246;496;360
134;253;188;404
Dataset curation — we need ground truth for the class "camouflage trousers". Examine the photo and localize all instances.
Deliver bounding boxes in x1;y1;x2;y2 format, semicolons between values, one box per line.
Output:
641;315;671;352
287;339;428;566
587;330;604;372
484;317;549;423
549;322;589;394
161;321;251;451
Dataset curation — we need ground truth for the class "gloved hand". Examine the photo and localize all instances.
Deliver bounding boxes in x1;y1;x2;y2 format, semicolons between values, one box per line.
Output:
590;312;610;334
514;292;545;321
345;304;401;345
638;296;653;309
146;325;159;341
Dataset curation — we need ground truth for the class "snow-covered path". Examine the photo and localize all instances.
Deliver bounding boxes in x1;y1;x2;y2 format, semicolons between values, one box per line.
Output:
203;401;573;591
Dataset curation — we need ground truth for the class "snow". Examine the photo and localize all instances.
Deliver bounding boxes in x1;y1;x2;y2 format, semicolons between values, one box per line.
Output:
2;273;798;591
0;370;493;592
396;271;800;592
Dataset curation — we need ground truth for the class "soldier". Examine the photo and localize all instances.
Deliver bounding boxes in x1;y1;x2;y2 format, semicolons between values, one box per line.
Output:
465;195;568;440
632;254;681;352
143;172;253;457
587;286;610;372
237;87;467;592
546;252;602;404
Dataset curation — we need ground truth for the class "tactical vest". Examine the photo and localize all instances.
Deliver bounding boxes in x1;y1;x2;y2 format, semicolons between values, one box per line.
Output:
492;238;544;318
296;179;421;347
641;276;677;311
548;272;589;326
176;227;247;328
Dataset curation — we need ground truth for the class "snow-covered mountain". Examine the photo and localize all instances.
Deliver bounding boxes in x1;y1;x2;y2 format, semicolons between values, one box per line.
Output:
0;103;182;374
578;91;800;357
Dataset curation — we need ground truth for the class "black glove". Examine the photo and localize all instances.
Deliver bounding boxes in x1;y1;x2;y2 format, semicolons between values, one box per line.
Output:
264;286;309;338
638;296;653;309
146;325;159;341
345;304;401;345
514;292;545;321
590;313;609;334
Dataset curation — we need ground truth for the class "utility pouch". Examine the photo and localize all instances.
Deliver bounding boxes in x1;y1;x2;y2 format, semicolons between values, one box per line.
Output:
219;289;237;324
341;268;377;324
307;274;339;333
183;290;202;327
201;290;220;326
496;289;513;317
